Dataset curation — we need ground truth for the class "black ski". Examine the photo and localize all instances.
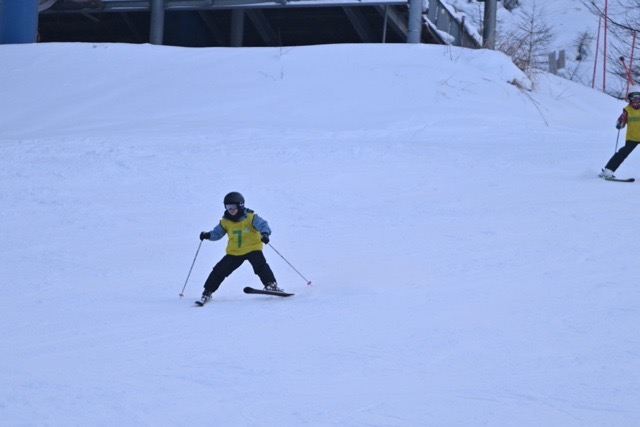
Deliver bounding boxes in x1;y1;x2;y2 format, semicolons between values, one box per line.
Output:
243;286;294;297
604;177;635;183
194;298;211;307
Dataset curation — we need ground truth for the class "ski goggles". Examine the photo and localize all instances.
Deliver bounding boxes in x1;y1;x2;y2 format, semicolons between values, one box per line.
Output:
225;204;240;211
629;93;640;102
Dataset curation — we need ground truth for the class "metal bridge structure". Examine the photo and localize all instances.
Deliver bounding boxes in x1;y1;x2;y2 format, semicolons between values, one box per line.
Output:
0;0;487;49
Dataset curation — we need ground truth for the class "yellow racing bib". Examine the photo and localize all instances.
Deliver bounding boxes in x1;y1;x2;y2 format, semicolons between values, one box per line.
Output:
220;212;263;255
624;106;640;142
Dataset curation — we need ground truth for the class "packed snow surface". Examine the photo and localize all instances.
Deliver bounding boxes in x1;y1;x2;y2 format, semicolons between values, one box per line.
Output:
1;43;639;425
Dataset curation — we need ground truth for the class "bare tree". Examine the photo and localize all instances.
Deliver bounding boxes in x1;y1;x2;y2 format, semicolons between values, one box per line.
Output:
496;1;554;76
608;26;639;87
559;30;595;82
582;0;640;32
574;31;594;61
581;0;640;93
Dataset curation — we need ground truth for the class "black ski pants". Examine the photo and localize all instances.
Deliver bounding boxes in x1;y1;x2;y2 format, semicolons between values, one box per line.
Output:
204;250;276;293
605;140;639;172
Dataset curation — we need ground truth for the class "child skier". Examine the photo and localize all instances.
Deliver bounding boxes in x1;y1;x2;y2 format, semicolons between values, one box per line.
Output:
600;85;640;179
198;191;283;304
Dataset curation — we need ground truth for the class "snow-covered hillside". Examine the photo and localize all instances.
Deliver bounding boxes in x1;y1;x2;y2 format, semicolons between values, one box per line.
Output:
444;0;632;95
1;43;639;425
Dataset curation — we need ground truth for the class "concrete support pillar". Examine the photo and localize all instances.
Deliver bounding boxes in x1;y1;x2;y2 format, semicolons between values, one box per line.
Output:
482;0;497;49
407;0;423;43
0;0;39;44
230;9;244;47
149;0;165;45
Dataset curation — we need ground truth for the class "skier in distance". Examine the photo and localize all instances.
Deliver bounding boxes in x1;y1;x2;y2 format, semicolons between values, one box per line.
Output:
600;85;640;179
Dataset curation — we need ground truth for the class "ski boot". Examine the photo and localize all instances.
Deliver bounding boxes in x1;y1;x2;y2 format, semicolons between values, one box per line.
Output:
264;282;284;292
200;290;213;304
599;168;615;179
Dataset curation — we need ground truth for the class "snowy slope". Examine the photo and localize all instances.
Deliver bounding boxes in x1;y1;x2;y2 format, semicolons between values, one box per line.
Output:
1;43;639;426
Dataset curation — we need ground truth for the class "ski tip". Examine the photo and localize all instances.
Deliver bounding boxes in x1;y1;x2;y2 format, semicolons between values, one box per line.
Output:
603;177;635;182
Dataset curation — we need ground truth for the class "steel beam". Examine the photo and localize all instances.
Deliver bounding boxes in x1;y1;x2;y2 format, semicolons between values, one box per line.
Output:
246;9;278;45
42;0;407;14
198;10;226;44
342;6;376;43
375;4;405;39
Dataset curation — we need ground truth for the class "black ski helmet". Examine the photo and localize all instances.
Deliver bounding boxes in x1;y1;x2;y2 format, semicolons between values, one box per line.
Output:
628;85;640;103
223;191;245;207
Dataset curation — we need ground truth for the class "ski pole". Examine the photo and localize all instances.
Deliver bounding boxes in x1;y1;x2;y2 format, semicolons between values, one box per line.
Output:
179;240;203;298
267;243;312;286
614;128;621;155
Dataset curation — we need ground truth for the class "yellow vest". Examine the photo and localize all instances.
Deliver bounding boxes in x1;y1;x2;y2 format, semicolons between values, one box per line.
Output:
624;106;640;142
220;212;263;256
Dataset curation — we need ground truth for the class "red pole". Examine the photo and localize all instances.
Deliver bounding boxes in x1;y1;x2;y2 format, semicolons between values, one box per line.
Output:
621;57;632;86
630;31;637;89
603;0;609;92
592;16;602;89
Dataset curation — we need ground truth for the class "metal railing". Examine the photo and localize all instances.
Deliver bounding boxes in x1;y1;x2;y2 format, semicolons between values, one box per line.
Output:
426;0;481;48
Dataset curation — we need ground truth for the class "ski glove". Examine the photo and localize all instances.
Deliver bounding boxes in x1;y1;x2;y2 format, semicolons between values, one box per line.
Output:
261;233;270;244
616;122;624;129
200;232;211;241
